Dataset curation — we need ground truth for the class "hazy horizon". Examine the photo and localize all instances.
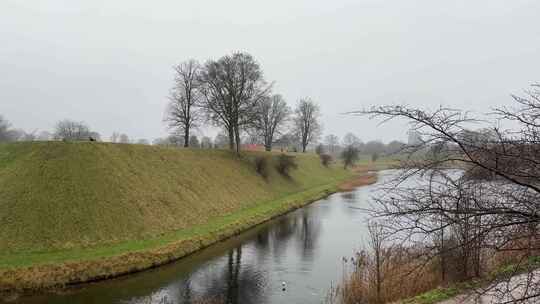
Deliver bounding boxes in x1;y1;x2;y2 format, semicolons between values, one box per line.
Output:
2;0;540;143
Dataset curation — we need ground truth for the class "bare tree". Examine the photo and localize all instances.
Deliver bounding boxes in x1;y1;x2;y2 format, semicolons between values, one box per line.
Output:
363;140;385;155
251;94;290;151
199;52;270;154
385;140;406;154
243;132;262;145
293;98;322;153
324;134;340;154
342;132;362;148
110;132;120;143
6;129;25;142
165;59;201;147
275;133;298;152
152;138;165;146
199;59;235;150
0;115;10;142
53;119;92;141
189;135;200;148
0;116;22;142
201;136;212;149
350;83;540;302
214;132;229;149
119;133;129;143
37;130;52;141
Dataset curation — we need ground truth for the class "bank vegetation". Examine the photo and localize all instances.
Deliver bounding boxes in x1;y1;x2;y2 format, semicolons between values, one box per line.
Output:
331;83;540;304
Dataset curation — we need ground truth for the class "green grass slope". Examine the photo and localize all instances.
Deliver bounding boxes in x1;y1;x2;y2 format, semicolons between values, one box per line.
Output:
0;142;349;257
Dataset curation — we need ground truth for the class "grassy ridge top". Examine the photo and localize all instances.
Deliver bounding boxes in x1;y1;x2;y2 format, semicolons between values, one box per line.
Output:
0;142;348;254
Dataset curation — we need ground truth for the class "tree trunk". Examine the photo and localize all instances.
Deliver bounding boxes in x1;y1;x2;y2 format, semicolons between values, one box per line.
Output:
184;128;189;148
265;137;272;151
226;250;234;303
440;221;446;283
234;126;241;155
375;248;382;304
228;127;235;151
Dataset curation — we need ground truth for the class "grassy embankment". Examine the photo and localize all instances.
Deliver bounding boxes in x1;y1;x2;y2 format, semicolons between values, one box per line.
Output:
0;142;367;292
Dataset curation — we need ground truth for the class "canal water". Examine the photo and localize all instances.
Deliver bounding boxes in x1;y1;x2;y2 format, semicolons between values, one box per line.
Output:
14;171;398;304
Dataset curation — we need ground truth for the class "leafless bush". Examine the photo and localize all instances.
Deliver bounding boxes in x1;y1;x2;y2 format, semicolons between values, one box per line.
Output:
320;153;333;167
53;119;93;141
275;154;298;177
341;145;359;169
254;156;270;179
336;223;442;304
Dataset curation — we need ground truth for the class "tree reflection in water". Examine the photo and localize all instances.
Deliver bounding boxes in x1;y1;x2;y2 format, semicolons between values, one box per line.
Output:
192;208;323;304
185;245;268;304
340;191;357;202
45;197;325;304
296;209;322;264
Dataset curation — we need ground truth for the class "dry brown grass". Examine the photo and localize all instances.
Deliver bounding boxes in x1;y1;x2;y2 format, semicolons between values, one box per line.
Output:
336;247;443;304
338;173;378;192
338;164;379;192
334;238;540;304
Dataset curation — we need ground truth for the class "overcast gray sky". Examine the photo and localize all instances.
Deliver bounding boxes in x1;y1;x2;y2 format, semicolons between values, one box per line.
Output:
1;0;539;143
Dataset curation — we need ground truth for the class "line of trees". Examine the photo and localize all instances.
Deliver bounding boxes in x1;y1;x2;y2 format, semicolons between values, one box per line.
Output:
0;116;153;144
0;115;52;142
316;132;406;158
165;52;322;154
2;110;405;159
0;116;102;142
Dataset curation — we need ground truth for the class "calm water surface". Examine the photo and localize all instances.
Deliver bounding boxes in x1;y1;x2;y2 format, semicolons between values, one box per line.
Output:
13;171;398;304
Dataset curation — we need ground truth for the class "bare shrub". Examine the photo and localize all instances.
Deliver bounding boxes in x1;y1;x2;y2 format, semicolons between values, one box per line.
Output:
254;156;270;179
320;153;333;167
275;154;298;177
341;145;359;169
54;119;93;141
338;243;443;304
